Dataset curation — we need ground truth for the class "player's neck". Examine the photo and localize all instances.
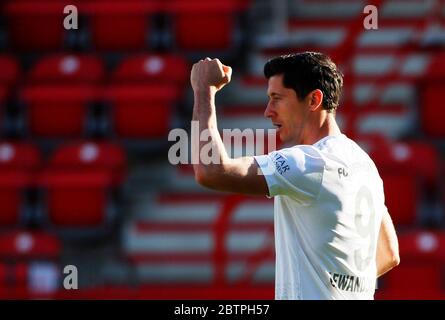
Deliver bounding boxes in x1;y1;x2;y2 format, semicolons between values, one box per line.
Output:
301;112;341;145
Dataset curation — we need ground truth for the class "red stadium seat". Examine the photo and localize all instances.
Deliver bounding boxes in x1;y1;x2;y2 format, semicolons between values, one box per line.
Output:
0;86;8;131
424;52;445;81
0;230;60;261
396;141;440;190
112;54;189;89
0;141;42;172
0;263;7;288
381;173;418;227
0;86;8;106
27;54;105;84
380;231;445;293
354;134;439;227
398;231;445;261
20;85;98;138
384;264;443;291
0;142;41;227
0;172;31;227
49;141;127;186
0;55;20;87
0;56;20;124
0;229;61;299
420;83;445;137
103;84;179;138
5;2;68;51
82;1;160;51
165;0;249;51
362;137;440;190
38;170;113;228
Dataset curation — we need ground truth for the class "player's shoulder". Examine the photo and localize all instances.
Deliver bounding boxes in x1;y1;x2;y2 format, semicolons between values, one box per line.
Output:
275;143;326;166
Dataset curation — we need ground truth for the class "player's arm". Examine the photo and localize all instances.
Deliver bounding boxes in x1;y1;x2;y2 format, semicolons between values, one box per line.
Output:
190;58;268;196
376;210;400;277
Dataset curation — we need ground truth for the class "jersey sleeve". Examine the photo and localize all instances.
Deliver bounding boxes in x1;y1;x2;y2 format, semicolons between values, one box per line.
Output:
254;146;325;205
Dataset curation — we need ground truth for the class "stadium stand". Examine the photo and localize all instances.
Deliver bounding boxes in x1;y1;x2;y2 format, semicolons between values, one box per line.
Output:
5;1;69;51
82;0;160;51
1;0;445;300
0;230;61;299
0;141;41;228
35;141;126;236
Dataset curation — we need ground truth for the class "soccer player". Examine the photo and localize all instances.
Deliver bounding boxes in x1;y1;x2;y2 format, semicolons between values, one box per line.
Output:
190;52;400;300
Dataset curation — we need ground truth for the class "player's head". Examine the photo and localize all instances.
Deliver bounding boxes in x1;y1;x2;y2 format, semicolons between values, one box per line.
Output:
263;52;343;144
264;52;343;113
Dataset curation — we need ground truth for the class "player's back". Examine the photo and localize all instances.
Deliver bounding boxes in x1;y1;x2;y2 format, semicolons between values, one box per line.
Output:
267;134;385;299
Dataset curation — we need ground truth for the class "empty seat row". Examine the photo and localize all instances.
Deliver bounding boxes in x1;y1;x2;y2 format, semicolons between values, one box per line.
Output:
124;193;274;285
0;53;190;139
0;53;189;86
0;141;126;230
3;0;250;52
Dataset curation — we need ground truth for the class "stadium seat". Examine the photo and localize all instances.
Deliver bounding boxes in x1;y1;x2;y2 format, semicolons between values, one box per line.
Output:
398;230;445;261
48;141;126;186
5;1;68;51
357;134;440;189
420;83;445;137
0;56;20;127
0;87;7;132
37;170;113;228
354;135;425;227
0;230;61;299
0;230;60;261
0;263;7;288
83;0;160;51
20;84;98;138
0;141;42;172
165;0;249;51
380;173;418;227
0;142;41;227
0;55;20;88
396;141;440;190
112;54;189;91
27;54;105;84
384;264;442;291
380;231;445;293
103;84;179;138
424;52;445;81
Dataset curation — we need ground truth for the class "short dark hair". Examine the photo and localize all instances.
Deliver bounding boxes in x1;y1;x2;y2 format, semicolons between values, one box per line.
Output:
264;52;343;112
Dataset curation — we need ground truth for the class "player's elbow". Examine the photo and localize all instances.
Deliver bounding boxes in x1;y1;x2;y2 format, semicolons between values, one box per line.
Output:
391;252;400;268
194;165;218;189
385;249;400;272
389;240;400;268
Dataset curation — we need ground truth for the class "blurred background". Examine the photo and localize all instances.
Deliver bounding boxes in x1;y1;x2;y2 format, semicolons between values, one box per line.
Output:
0;0;444;300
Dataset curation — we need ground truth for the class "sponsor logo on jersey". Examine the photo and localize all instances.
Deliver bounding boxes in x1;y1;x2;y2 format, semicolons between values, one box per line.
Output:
328;272;375;293
272;153;290;175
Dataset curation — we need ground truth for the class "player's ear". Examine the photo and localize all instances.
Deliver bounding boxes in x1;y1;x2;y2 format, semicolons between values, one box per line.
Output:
308;89;323;111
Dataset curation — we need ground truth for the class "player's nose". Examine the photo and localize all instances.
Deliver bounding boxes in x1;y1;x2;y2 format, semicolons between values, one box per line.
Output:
264;102;275;118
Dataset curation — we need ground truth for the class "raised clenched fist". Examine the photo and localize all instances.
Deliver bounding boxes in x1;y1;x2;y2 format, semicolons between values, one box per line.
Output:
190;58;232;93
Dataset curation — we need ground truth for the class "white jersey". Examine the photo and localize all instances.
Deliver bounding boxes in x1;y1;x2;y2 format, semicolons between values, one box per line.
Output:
254;134;386;300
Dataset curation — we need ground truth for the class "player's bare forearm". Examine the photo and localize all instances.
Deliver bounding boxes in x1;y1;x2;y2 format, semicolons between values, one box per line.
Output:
192;88;230;180
190;59;268;195
376;211;400;277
